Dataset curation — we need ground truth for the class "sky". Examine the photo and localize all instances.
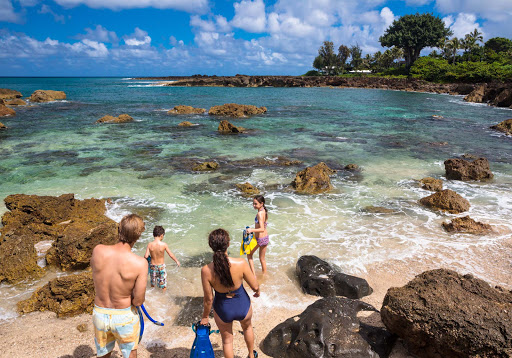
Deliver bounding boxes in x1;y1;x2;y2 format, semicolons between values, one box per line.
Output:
1;0;511;76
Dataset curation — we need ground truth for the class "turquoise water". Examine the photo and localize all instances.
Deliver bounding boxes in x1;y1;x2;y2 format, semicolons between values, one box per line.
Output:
0;77;511;322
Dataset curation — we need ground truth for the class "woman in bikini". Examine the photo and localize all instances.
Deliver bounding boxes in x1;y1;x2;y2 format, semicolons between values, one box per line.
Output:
246;195;269;275
200;228;260;358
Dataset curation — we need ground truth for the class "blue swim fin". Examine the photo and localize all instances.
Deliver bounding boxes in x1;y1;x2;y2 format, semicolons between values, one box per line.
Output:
190;322;215;358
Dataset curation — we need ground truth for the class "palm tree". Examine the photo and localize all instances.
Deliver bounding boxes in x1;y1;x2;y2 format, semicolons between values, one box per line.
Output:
445;37;462;64
469;28;483;45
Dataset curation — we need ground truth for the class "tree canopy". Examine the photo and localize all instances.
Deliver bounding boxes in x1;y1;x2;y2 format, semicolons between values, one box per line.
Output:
484;37;512;54
380;13;451;68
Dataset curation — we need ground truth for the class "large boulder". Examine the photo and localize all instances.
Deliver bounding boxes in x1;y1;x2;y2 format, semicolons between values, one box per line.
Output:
419;189;470;214
464;84;487;103
17;272;95;318
167;105;205;114
6;98;27;106
442;215;493;234
235;182;260;196
29;90;66;102
95;114;134;124
490;118;512;136
262;297;396;358
419;177;442;192
218;120;245;133
0;104;16;117
0;194;117;282
381;269;512;358
296;255;373;299
208;103;267;117
192;161;219;171
0;88;22;99
291;162;336;194
444;157;493;181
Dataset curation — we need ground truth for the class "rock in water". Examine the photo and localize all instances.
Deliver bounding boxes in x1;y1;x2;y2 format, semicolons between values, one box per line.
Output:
6;98;26;106
442;215;493;234
235;182;260;195
95;114;134;124
291;162;336;194
0;104;16;117
490;118;512;136
262;297;396;358
192;161;219;171
167;105;205;114
444;157;493;181
419;189;470;214
419;177;442;192
296;255;373;299
29;90;66;102
0;88;22;99
178;121;194;127
381;269;512;358
218;120;245;133
17;272;95;317
0;122;6;129
208;103;267;117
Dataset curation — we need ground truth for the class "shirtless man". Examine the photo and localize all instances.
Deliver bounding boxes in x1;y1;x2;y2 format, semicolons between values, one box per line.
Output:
90;214;147;358
144;225;180;292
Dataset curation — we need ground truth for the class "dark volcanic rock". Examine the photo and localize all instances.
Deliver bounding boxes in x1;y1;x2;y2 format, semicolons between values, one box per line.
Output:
419;177;443;192
419;189;470;214
381;269;512;358
292;162;336;194
490;118;512;136
444;157;493;181
296;255;373;299
442;215;493;234
208;103;267;117
218;119;245;133
262;296;395;358
17;271;95;317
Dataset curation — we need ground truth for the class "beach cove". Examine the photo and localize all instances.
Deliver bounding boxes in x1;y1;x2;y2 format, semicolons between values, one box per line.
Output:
0;77;512;357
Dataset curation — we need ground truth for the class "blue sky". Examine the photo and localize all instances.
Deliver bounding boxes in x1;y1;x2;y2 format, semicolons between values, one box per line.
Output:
1;0;511;76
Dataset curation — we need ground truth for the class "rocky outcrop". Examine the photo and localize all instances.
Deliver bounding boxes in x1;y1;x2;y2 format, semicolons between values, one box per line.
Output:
167;105;205;115
442;216;493;234
444;157;493;181
192;161;219;171
29;90;66;102
17;272;95;318
6;98;27;106
95;114;134;124
0;194;117;282
490;118;512;136
235;182;260;196
262;297;396;358
178;121;194;127
464;84;487;103
419;189;470;214
208;103;267;117
381;269;512;358
291;162;336;194
490;88;512;107
0;104;16;117
419;177;443;192
218;120;245;133
296;255;373;299
0;88;22;99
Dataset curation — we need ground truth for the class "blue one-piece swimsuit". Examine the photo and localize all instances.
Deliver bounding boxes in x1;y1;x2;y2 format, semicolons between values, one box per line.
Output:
213;284;251;323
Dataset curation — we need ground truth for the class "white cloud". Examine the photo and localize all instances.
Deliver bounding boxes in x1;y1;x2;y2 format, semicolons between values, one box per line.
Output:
124;27;151;46
435;0;512;19
232;0;267;33
38;4;65;23
0;0;22;23
53;0;209;12
169;36;184;46
76;25;118;43
443;13;482;39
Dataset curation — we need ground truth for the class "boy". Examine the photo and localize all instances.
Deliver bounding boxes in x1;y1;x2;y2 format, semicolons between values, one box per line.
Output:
144;225;180;292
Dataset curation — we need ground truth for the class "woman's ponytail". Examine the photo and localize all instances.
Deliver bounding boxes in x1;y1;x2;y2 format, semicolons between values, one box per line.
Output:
208;228;234;288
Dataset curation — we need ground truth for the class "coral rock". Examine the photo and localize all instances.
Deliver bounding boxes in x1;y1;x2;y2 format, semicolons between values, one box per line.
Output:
442;215;493;234
419;189;470;214
168;105;205;114
208;103;267;117
96;114;134;124
218;120;245;133
444;157;493;181
6;98;27;106
178;121;194;127
0;104;16;117
192;162;219;171
29;90;66;102
419;177;443;192
235;182;260;196
0;88;22;99
291;162;336;194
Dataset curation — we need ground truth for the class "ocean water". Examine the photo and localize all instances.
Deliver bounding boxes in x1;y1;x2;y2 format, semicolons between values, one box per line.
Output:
0;77;511;324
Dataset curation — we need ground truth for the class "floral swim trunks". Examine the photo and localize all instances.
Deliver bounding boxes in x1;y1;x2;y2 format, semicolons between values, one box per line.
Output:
92;305;140;358
149;263;167;288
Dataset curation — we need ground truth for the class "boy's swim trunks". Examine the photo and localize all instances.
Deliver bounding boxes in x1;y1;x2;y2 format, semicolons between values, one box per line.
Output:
149;263;167;288
92;305;139;358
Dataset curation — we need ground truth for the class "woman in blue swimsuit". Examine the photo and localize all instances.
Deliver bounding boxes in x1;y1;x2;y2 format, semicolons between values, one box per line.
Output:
246;195;269;275
200;228;260;358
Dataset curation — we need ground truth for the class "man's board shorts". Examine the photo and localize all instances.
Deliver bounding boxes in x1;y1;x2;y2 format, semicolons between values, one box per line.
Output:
149;263;167;288
92;305;140;358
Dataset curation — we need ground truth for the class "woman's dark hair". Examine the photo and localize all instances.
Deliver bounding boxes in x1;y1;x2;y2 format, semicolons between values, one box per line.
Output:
254;195;268;221
208;228;234;288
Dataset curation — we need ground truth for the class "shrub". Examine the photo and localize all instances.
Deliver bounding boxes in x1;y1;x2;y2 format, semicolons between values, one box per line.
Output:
410;57;450;82
304;70;321;76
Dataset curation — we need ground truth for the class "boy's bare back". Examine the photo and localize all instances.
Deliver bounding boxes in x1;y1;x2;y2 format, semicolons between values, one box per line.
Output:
147;240;168;265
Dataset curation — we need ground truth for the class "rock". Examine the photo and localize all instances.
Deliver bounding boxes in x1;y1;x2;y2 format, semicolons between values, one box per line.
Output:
76;323;88;332
419;177;442;192
490;118;512;136
218;120;245;133
6;98;27;106
444;157;493;181
464;84;487;103
490;88;512;107
419;189;470;214
442;215;493;234
192;162;219;171
296;255;373;299
362;206;398;214
0;104;16;117
178;121;194;127
344;163;360;171
17;272;95;318
208;103;267;117
291;162;336;194
381;269;512;358
0;88;22;99
167;105;205;114
95;114;134;124
29;90;66;102
235;182;260;196
0;194;117;282
262;296;396;358
0;122;6;129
